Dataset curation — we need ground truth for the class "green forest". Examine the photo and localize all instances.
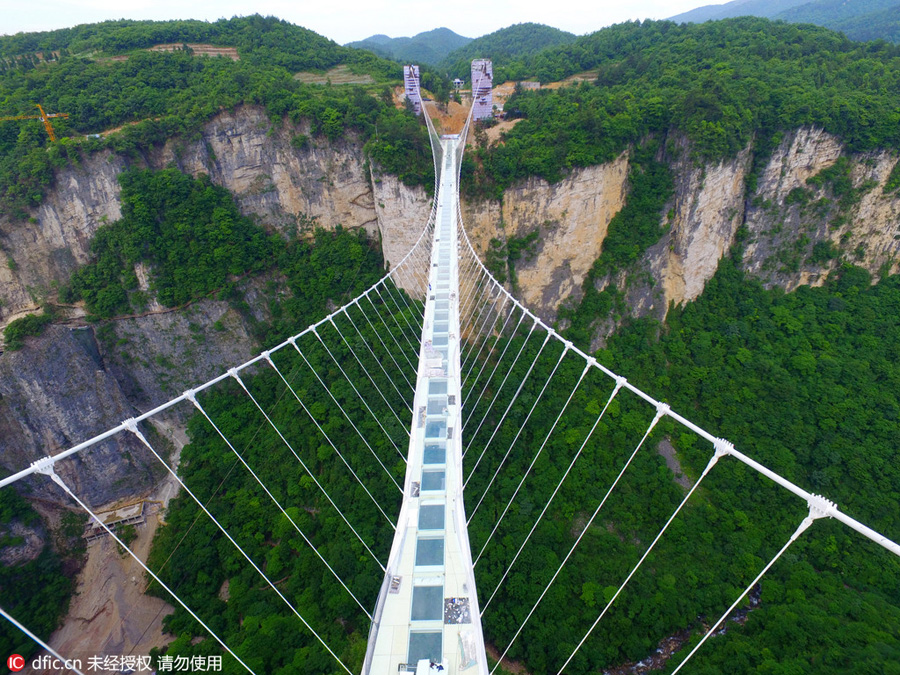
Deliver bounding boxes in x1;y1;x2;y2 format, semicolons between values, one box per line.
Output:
0;11;899;675
442;245;898;675
0;15;435;219
0;491;77;663
463;18;900;198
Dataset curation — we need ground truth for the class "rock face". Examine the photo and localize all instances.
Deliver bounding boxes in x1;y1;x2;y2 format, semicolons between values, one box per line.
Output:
0;520;46;566
649;140;753;310
462;154;630;319
0;105;431;327
462;128;900;333
0;105;430;507
742;128;900;289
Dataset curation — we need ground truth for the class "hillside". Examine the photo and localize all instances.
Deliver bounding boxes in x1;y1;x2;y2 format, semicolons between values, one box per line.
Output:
669;0;809;22
0;15;435;221
671;0;900;42
346;27;472;65
782;0;900;42
440;22;577;81
0;14;899;675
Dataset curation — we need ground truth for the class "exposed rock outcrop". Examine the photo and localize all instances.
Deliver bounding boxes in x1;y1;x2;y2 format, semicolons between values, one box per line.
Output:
462;154;630;319
462;127;900;333
0;105;430;506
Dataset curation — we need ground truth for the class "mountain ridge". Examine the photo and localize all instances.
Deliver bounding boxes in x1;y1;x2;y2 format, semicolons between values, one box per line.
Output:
670;0;900;42
345;26;471;65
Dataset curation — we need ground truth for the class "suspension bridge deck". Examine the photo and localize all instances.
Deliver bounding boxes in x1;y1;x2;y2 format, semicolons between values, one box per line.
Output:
363;137;488;674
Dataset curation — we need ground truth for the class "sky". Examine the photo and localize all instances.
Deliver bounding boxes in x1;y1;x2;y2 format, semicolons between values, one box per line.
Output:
0;0;711;44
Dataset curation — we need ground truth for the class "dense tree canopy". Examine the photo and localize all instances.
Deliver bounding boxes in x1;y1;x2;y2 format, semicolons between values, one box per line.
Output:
465;18;900;197
0;16;433;219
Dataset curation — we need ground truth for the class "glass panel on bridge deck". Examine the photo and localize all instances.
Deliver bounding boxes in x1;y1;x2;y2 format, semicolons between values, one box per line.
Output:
411;585;444;620
421;470;446;492
423;444;446;465
435;300;449;311
434;322;449;333
415;537;445;566
418;503;445;530
432;335;448;347
427;398;448;414
428;381;448;396
434;311;449;322
408;631;442;665
425;420;446;439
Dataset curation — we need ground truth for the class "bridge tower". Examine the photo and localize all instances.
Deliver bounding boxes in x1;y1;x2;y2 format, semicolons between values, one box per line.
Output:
404;65;423;116
362;134;489;673
470;60;492;120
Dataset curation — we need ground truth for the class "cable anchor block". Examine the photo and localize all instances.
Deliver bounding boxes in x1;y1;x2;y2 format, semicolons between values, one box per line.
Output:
807;494;837;521
30;455;58;478
713;438;735;460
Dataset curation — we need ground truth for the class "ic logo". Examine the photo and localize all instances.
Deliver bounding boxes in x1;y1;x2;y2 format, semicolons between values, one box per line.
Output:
7;654;25;672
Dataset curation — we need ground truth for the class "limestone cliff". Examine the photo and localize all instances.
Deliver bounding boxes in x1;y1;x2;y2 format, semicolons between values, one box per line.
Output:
462;154;630;320
4;114;900;504
462;128;900;341
0;105;430;507
0;105;431;327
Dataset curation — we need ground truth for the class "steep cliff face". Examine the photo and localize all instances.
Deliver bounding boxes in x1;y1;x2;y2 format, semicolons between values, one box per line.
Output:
462;128;900;332
647;140;753;311
0;105;430;506
742;128;900;288
0;105;431;327
462;154;630;319
0;154;126;323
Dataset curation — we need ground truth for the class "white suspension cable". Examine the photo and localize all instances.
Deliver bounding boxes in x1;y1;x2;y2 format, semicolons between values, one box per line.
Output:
457;261;485;328
669;511;820;675
380;282;424;340
459;280;491;347
37;464;258;675
310;327;407;453
274;346;405;490
125;420;363;671
229;368;388;568
278;344;403;494
461;297;508;387
459;262;489;326
462;309;528;429
472;357;590;559
341;306;415;400
490;403;672;674
352;297;417;390
0;605;86;675
185;392;376;620
460;284;500;373
361;291;418;375
372;286;421;361
326;317;411;429
467;339;568;518
464;325;549;475
464;315;538;446
462;299;516;396
480;376;626;611
554;443;731;675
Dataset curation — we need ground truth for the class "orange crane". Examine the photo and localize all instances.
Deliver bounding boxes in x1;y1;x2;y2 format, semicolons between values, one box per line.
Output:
0;104;69;141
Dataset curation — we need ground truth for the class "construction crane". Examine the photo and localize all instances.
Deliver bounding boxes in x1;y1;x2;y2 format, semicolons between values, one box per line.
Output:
0;104;69;142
